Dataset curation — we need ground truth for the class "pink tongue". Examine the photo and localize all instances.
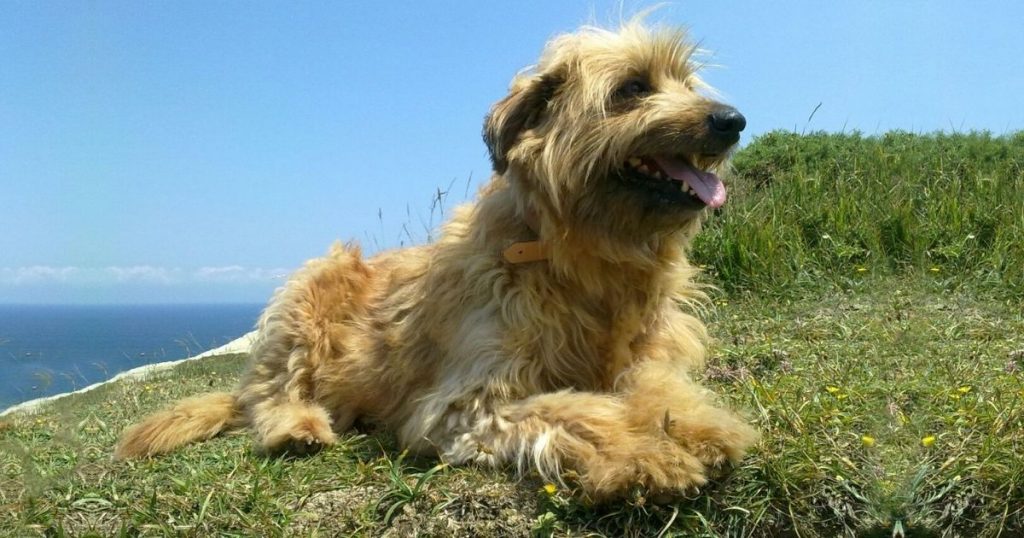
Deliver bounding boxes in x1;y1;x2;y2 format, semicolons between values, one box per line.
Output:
651;155;727;208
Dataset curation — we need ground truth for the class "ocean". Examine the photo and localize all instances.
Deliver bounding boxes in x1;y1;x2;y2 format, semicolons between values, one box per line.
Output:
0;304;264;410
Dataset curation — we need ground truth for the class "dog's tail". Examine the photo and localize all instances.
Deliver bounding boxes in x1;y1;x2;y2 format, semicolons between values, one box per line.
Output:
114;392;243;460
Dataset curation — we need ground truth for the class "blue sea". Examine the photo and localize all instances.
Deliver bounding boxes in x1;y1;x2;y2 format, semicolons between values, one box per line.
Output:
0;304;264;411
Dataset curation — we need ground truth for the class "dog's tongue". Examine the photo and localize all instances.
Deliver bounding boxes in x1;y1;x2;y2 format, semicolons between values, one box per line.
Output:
652;155;727;208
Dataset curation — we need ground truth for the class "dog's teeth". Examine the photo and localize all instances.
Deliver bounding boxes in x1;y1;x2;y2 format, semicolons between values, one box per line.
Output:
628;157;642;167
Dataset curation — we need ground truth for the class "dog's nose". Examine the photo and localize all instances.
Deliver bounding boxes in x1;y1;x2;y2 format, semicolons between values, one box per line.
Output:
708;107;746;136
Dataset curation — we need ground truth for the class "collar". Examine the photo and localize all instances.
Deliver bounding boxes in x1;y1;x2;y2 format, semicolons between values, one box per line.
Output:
503;208;549;264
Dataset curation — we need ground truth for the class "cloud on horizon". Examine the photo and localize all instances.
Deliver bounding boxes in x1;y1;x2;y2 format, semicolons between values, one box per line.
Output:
0;265;291;286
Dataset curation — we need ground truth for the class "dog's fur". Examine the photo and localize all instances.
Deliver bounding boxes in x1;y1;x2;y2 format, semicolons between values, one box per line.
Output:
116;21;757;501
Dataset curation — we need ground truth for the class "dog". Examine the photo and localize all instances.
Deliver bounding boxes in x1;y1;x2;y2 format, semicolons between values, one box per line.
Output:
115;20;757;501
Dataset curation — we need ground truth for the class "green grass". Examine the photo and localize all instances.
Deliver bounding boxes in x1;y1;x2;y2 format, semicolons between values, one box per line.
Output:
693;131;1024;294
2;131;1022;536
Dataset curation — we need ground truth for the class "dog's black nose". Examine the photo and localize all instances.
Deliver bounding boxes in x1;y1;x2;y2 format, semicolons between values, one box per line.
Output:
708;107;747;136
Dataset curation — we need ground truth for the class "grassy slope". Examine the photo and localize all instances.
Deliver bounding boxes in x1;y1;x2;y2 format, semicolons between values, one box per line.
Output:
2;132;1022;537
693;131;1024;294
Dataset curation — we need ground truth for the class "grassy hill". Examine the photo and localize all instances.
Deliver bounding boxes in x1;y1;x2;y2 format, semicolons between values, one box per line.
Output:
1;132;1022;537
694;130;1024;294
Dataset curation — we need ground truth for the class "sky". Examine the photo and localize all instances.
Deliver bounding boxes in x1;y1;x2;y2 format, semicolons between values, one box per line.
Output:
1;1;1022;304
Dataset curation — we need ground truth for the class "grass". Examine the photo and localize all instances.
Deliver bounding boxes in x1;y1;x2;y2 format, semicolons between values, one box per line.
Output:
1;131;1022;536
693;131;1024;295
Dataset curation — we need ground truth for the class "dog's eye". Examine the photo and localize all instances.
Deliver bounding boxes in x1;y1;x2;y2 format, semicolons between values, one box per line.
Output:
616;78;653;99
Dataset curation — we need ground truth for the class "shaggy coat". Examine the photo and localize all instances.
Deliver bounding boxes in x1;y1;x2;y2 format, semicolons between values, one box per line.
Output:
116;21;757;501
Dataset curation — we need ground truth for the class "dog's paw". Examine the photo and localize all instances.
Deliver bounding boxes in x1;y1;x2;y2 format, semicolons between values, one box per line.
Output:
258;405;338;456
580;443;708;503
281;432;332;457
662;408;758;470
640;458;708;501
268;427;337;457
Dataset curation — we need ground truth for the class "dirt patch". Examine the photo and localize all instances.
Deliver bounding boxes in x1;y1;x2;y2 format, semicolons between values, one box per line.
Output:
290;478;540;537
290;484;384;535
383;479;539;538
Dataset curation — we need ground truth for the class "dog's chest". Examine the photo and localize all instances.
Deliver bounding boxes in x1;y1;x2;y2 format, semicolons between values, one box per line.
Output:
506;283;654;390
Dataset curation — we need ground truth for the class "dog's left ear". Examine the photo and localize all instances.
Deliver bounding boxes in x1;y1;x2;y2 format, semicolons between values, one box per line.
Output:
483;72;563;174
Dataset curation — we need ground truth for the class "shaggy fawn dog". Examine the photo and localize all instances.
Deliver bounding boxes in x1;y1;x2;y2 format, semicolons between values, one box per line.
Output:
116;21;757;501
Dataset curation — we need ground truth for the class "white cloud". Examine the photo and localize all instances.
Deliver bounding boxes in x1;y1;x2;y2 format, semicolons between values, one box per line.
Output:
0;265;80;284
105;265;182;284
195;265;246;278
193;266;290;283
0;265;291;286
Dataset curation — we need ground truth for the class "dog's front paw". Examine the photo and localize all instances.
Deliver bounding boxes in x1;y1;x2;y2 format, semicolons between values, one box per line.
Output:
579;442;708;502
662;407;758;470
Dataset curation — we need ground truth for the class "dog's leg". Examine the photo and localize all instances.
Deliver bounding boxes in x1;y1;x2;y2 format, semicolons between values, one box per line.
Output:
443;391;708;501
235;244;372;456
619;360;758;469
237;348;344;456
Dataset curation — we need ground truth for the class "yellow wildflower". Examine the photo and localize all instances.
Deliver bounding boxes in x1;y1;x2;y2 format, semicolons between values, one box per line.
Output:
922;435;936;447
543;483;557;495
826;386;840;394
861;435;876;448
957;386;971;394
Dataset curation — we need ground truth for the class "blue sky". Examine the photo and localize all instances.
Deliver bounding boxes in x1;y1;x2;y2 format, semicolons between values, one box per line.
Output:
2;1;1021;303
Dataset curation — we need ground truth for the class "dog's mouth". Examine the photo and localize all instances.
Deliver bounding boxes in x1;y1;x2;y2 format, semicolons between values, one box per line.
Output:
616;154;727;209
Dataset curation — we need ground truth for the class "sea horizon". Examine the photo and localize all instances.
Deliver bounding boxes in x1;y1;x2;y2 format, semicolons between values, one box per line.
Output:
0;303;263;410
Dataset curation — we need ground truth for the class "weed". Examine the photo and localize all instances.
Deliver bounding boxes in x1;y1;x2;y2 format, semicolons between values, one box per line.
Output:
375;450;449;525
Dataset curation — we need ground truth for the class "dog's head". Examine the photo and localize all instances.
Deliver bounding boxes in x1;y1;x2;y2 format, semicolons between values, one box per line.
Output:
484;22;744;243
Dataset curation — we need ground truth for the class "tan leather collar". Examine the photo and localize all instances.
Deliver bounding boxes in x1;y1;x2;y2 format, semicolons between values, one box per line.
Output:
503;240;548;263
503;207;549;264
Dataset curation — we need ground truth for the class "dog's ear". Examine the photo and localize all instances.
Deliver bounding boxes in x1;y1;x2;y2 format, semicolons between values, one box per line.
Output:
483;73;563;174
